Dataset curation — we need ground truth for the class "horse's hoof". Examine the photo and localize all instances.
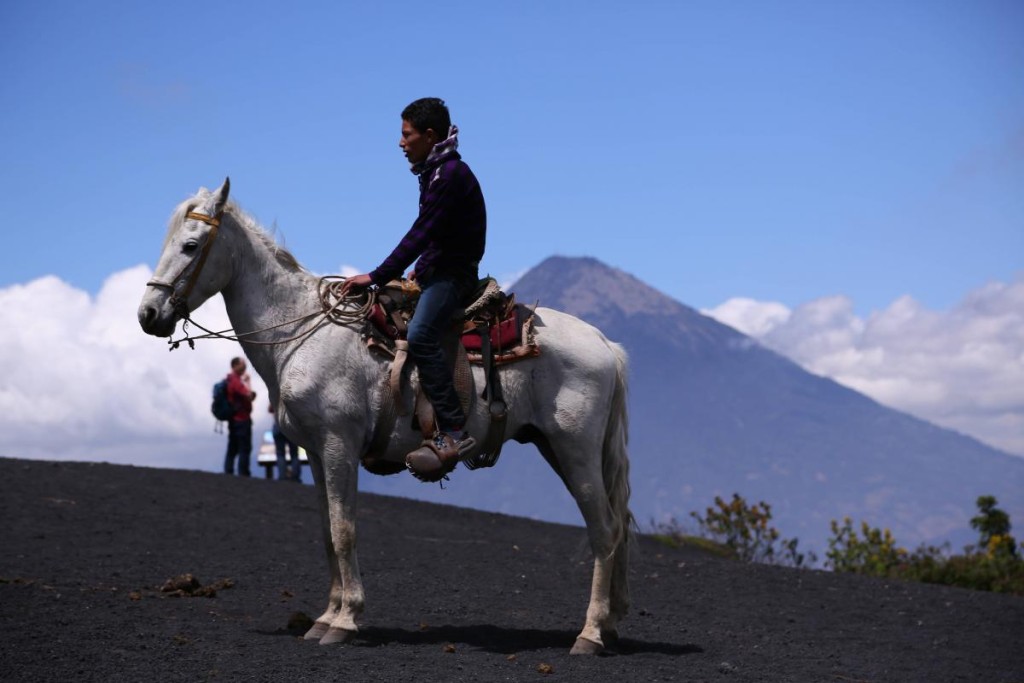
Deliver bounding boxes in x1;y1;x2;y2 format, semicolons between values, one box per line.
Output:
319;627;357;645
570;637;604;656
304;622;329;640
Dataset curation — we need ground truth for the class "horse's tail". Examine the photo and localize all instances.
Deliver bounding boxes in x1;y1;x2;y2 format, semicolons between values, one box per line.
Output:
602;341;636;553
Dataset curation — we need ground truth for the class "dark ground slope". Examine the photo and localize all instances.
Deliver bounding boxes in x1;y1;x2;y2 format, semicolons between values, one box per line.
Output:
0;458;1022;683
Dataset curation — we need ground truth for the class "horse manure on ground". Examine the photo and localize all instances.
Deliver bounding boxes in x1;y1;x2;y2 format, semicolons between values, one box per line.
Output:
159;574;235;598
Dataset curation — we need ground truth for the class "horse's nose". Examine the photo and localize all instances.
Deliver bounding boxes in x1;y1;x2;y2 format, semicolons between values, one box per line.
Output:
138;304;157;330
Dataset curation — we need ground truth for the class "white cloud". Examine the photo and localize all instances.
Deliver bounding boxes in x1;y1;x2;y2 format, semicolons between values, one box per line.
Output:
704;274;1024;457
700;297;792;338
4;267;1021;474
0;267;272;471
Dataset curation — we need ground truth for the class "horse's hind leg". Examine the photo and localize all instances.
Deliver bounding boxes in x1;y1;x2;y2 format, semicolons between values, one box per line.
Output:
577;496;630;654
573;547;616;656
605;532;631;647
538;432;620;655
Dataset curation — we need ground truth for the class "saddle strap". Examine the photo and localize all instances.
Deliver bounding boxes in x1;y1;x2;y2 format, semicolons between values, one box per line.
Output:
452;341;473;417
361;371;405;475
465;321;507;471
478;322;493;400
389;309;408;337
414;385;435;438
390;340;410;416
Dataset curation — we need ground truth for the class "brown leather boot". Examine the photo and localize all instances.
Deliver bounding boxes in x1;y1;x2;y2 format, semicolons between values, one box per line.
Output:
406;432;477;482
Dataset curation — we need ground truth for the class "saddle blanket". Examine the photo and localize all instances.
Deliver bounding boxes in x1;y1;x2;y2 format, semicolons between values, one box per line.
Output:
366;292;538;365
460;303;531;351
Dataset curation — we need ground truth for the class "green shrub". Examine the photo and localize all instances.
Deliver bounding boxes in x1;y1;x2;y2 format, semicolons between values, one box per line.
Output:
825;517;911;575
655;493;812;567
656;494;1024;593
826;496;1024;595
971;495;1018;560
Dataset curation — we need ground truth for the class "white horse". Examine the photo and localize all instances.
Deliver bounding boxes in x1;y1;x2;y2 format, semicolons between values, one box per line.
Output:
137;179;634;655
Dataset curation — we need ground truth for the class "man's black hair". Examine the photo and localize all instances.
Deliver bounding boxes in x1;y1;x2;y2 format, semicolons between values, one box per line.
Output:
231;357;243;368
402;97;451;140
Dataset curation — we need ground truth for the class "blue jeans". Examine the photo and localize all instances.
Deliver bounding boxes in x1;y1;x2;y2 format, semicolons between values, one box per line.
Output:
273;419;301;482
407;272;475;433
224;419;252;476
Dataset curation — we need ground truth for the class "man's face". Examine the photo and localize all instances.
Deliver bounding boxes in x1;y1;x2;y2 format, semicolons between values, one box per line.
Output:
233;361;246;376
399;120;435;165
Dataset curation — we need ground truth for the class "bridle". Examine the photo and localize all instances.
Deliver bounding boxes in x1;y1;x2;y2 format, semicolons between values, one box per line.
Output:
144;207;376;351
145;209;223;318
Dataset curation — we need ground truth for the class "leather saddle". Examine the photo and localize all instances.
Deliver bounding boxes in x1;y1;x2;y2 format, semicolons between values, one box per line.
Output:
359;277;539;476
366;277;538;363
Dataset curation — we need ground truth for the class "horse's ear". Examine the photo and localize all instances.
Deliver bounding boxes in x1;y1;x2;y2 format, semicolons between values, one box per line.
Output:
213;176;231;214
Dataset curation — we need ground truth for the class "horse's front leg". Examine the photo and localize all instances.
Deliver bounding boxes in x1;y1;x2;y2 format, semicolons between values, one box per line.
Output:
317;434;365;645
301;448;343;641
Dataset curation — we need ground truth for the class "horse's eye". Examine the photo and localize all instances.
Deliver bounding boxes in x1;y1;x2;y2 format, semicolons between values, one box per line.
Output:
183;241;199;254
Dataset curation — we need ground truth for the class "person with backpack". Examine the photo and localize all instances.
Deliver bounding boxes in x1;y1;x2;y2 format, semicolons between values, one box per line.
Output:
223;357;256;477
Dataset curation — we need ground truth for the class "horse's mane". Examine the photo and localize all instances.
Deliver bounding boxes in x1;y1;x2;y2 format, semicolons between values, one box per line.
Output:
165;188;305;274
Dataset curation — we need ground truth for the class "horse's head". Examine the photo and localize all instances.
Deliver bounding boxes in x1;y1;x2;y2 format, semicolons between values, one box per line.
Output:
138;178;234;337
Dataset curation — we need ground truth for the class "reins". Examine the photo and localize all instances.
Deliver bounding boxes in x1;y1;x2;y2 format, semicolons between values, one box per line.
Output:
148;209;376;351
165;276;377;351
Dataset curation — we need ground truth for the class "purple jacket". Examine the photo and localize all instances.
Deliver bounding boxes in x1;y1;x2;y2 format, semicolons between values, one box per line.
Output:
369;153;486;286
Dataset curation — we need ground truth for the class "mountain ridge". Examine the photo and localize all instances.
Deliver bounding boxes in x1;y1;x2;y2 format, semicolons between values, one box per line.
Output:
359;256;1024;555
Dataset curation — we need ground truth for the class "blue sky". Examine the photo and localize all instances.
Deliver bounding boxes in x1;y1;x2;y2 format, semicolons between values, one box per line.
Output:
0;1;1022;471
2;1;1021;314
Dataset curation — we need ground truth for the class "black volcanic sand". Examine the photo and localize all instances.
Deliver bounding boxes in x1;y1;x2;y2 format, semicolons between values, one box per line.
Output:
1;458;1022;682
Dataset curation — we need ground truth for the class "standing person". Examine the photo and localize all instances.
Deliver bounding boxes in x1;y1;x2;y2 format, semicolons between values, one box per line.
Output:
269;403;301;482
341;97;486;481
224;357;256;477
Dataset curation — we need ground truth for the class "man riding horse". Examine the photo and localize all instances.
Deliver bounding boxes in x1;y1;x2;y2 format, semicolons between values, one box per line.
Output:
341;97;486;482
138;97;632;652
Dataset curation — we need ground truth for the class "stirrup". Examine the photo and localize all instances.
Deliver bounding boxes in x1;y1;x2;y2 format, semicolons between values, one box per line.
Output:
463;451;500;470
405;433;476;483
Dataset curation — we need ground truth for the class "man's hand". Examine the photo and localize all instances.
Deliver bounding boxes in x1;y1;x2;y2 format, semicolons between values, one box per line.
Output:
340;273;373;298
